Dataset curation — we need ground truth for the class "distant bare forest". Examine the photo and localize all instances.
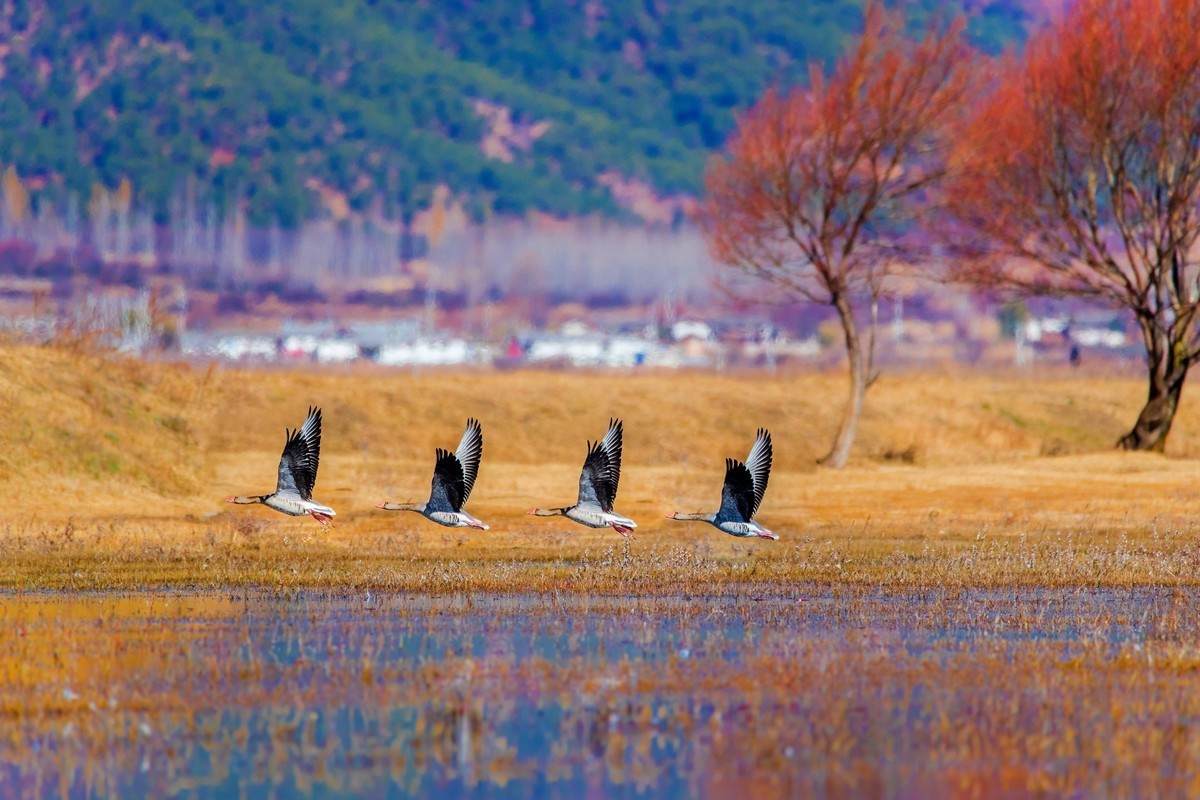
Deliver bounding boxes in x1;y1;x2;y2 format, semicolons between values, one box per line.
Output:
0;174;715;304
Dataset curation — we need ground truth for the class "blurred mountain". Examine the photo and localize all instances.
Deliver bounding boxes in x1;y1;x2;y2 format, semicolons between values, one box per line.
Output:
0;0;1028;227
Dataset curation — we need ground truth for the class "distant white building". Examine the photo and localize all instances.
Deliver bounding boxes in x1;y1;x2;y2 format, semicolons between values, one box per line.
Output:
1071;328;1126;348
315;339;359;363
560;319;592;337
602;335;657;367
1024;316;1069;342
375;338;475;366
282;334;319;358
526;334;606;365
671;319;713;341
208;334;278;361
1026;314;1126;348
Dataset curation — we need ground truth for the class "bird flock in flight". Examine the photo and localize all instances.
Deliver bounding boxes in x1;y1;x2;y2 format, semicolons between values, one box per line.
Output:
227;407;778;540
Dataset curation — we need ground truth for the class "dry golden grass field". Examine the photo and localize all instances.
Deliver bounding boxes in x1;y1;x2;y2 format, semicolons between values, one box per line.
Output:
1;342;1200;590
6;344;1200;797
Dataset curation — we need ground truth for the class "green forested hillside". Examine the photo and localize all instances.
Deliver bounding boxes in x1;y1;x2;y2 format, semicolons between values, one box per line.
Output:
0;0;1026;226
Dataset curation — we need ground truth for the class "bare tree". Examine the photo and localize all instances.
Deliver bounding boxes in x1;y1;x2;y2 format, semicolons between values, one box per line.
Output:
949;0;1200;451
701;5;973;467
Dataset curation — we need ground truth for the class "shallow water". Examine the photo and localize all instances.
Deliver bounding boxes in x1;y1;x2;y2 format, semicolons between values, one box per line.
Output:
2;587;1199;798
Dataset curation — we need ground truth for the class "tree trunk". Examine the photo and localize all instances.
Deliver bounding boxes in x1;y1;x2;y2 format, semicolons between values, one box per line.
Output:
1118;329;1189;452
819;293;870;468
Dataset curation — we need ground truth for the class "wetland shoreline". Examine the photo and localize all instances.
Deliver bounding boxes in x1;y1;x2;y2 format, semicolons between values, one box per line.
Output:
4;586;1199;797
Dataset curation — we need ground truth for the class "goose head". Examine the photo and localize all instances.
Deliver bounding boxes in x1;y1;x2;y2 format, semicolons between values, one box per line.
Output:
377;502;421;512
527;508;566;517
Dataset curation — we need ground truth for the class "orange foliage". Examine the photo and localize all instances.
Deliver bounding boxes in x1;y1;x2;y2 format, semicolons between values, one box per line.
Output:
952;0;1200;296
701;3;974;303
949;0;1200;451
700;4;975;466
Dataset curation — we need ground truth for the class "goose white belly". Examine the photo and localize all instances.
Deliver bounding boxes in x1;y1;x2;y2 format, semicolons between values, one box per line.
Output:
715;519;775;540
426;510;488;529
265;494;336;518
565;507;637;530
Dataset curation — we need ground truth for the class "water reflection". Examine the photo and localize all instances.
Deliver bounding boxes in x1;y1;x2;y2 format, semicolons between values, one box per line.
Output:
1;588;1199;797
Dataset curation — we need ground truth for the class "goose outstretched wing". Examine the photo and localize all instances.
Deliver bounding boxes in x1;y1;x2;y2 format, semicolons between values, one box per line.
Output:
718;459;756;522
577;418;623;512
744;428;772;518
454;418;483;506
276;406;322;500
718;429;772;522
429;419;483;513
429;449;464;512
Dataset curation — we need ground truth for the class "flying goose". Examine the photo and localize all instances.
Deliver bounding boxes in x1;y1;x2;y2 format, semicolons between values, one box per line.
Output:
376;418;488;529
226;406;336;525
528;418;637;536
666;428;776;540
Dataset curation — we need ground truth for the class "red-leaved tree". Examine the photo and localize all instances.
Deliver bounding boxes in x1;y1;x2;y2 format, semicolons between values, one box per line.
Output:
701;5;973;467
949;0;1200;451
